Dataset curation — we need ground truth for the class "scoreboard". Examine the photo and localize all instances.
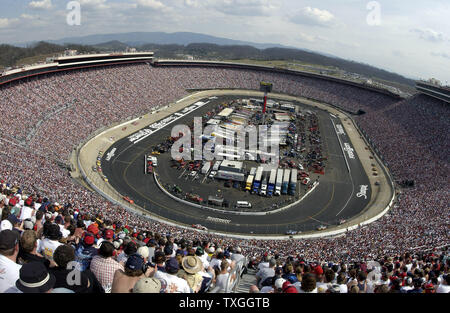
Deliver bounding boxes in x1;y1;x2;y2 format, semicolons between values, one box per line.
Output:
260;82;273;93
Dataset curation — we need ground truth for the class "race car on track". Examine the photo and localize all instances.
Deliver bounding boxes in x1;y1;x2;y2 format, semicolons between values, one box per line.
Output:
122;196;134;204
192;224;208;231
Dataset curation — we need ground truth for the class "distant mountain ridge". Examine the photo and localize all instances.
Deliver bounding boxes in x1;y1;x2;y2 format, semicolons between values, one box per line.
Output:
17;31;296;51
3;32;416;87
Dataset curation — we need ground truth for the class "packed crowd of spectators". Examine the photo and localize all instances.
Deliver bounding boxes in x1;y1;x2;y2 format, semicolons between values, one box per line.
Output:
0;63;449;293
249;250;449;293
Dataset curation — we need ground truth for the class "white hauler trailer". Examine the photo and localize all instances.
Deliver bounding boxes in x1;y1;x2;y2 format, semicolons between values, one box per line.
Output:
275;169;284;196
267;169;277;197
212;161;222;171
151;156;157;167
282;169;290;195
260;172;268;196
201;162;211;175
289;169;298;196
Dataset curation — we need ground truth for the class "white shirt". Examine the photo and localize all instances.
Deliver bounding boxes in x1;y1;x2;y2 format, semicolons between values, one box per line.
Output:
116;252;128;264
293;281;319;293
260;286;274;293
339;284;348;293
258;262;269;271
316;282;330;293
199;254;210;269
148;247;155;262
0;255;22;293
59;225;70;238
37;238;62;261
96;238;105;247
231;253;245;264
209;258;222;270
298;287;318;293
155;271;191;293
436;284;450;294
19;206;34;221
401;286;413;292
215;272;232;292
84;221;92;228
366;281;375;293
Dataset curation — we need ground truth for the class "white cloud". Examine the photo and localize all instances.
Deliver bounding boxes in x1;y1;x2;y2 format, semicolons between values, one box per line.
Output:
79;0;110;10
0;18;19;29
184;0;279;16
20;14;38;20
0;18;11;28
184;0;199;8
431;52;450;60
291;6;336;28
28;0;53;10
411;28;448;42
136;0;166;10
296;32;328;43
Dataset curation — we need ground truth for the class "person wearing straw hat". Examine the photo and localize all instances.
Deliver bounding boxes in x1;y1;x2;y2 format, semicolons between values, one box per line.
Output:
178;255;204;293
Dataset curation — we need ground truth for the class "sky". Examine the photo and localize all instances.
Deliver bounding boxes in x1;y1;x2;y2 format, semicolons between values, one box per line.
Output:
0;0;449;83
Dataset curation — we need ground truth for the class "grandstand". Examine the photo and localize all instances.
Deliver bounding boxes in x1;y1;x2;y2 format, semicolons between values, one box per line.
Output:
0;57;448;294
415;81;450;104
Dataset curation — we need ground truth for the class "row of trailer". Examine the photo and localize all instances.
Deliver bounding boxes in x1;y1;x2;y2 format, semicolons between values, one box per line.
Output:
249;167;297;197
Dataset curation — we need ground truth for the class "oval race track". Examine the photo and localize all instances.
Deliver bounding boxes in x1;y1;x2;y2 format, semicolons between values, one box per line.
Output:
101;94;371;235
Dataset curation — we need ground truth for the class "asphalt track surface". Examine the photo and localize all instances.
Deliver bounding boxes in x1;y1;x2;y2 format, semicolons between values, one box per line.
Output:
101;95;371;235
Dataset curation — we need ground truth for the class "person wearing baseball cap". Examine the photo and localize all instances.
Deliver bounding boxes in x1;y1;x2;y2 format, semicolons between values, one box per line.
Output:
0;230;21;292
154;257;191;293
74;232;98;271
274;278;287;293
15;261;56;293
282;280;298;293
0;219;13;232
7;214;23;235
111;254;148;293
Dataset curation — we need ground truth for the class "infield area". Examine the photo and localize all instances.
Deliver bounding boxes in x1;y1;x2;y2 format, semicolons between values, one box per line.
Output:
96;93;377;236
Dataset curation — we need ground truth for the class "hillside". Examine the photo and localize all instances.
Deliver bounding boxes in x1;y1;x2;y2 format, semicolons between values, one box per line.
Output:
0;40;415;88
143;43;415;87
0;42;99;70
